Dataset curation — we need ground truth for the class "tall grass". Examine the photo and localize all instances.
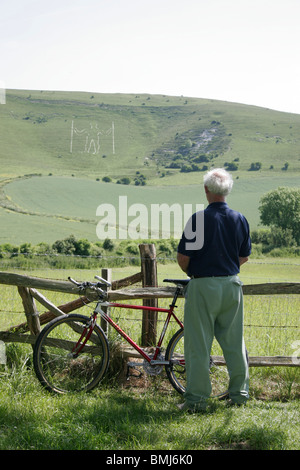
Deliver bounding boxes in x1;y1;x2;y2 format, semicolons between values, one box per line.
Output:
0;260;299;450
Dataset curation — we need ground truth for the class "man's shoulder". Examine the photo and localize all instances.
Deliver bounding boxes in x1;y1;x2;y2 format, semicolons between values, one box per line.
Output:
225;205;247;220
228;209;250;232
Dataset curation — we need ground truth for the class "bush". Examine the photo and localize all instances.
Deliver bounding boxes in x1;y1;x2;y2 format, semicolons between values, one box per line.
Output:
74;238;91;256
103;238;115;251
0;243;19;257
20;243;32;255
249;162;262;171
116;177;131;185
52;235;76;255
125;243;139;255
224;161;238;171
268;227;296;248
251;227;297;250
134;174;147;186
259;187;300;245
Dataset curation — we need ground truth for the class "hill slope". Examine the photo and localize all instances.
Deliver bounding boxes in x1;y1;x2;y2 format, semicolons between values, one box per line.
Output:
0;89;299;244
1;89;300;182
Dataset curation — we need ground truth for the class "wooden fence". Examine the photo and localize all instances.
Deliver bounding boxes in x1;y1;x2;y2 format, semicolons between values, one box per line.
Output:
0;244;299;368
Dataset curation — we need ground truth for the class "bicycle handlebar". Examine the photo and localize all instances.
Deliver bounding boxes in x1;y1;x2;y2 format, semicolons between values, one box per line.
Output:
68;276;111;298
94;275;111;287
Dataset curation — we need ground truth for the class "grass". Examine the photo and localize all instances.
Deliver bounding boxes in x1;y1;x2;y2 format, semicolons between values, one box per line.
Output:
1;173;300;245
0;362;299;450
2;89;300;181
0;260;299;450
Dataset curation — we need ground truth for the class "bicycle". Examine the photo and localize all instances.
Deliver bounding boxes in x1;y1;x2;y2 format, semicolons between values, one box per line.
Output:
33;276;229;397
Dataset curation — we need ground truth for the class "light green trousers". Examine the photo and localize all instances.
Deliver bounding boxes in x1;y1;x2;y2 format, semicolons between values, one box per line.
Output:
183;276;249;408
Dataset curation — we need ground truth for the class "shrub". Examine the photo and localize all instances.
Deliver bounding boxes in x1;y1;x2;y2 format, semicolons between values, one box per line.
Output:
52;235;76;255
249;162;262;171
74;238;92;256
116;177;131;185
259;187;300;245
224;161;238;171
103;238;115;251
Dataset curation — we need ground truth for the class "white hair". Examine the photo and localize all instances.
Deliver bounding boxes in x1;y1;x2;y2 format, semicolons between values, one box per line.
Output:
203;168;233;196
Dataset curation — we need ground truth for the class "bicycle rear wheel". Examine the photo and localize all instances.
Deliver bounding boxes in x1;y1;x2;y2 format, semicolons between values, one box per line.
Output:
33;314;109;394
165;328;229;399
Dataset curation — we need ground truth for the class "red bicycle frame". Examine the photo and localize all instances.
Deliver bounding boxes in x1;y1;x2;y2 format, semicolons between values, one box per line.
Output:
95;300;184;364
70;280;185;363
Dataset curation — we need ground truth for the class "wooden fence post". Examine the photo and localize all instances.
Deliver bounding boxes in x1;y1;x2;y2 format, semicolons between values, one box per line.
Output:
101;268;112;335
139;243;158;346
17;286;41;336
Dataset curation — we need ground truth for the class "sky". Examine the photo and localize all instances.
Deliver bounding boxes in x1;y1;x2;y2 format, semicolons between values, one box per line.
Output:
1;0;300;114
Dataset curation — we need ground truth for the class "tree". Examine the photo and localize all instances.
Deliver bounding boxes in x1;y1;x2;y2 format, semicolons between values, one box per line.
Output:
52;235;76;254
117;177;131;185
258;187;300;245
249;162;262;171
74;238;91;256
103;238;115;251
224;161;238;171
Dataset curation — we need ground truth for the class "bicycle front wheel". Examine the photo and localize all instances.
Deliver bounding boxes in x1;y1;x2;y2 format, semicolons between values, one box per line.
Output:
33;314;109;394
165;328;229;399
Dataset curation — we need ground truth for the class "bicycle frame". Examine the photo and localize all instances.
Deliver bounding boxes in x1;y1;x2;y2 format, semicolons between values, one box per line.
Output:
95;300;184;365
72;281;184;365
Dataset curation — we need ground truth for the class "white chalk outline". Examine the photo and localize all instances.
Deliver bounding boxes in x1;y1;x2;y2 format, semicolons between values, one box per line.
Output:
70;121;115;154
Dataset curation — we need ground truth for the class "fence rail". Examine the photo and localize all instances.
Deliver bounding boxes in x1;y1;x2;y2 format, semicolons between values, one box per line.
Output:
0;271;299;298
0;243;299;368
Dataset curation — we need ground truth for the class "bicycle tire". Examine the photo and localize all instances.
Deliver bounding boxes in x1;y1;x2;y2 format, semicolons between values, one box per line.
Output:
165;328;229;399
33;314;109;394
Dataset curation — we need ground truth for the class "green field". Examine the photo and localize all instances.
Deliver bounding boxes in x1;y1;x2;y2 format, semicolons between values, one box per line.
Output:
1;173;300;245
1;259;299;353
0;260;299;450
0;89;300;245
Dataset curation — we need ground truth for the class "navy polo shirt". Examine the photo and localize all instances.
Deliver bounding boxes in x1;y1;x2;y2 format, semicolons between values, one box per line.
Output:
177;202;251;277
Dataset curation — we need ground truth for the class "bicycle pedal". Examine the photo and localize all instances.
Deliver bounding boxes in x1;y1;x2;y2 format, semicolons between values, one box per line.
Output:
126;362;143;380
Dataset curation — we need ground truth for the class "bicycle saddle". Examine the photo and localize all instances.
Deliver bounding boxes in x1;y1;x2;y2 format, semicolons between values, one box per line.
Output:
163;278;190;287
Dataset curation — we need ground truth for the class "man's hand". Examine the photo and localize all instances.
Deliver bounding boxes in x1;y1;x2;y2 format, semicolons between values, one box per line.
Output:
177;252;190;273
239;256;249;266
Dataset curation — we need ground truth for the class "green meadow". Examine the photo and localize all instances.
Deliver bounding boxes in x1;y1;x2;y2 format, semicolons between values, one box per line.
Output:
0;89;300;245
2;89;300;181
1;173;300;245
0;260;299;450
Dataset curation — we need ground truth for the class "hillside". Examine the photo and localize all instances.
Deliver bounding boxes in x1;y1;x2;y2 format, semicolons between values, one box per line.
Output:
1;89;300;180
0;89;299;244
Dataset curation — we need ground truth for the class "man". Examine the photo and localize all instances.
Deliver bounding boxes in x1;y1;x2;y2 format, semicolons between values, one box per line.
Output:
177;168;251;412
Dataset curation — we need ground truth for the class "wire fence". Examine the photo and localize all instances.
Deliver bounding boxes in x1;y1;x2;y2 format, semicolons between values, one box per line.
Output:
0;254;299;357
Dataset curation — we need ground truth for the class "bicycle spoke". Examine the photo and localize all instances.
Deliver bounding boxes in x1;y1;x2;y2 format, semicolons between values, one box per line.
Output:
165;328;229;398
34;314;109;394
